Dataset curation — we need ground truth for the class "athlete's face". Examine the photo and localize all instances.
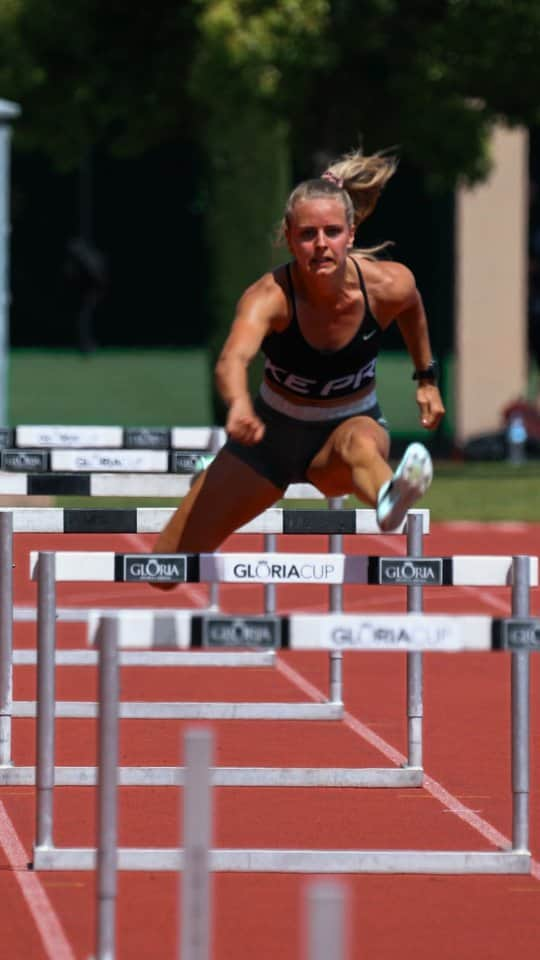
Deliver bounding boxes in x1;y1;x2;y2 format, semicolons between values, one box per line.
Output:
286;198;355;275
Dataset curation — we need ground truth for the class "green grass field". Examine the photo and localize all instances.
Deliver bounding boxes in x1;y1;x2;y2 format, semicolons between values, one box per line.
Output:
8;348;213;426
416;461;540;522
6;348;540;522
53;462;540;523
8;347;448;435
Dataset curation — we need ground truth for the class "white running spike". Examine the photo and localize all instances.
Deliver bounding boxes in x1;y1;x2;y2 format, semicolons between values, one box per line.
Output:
376;443;433;532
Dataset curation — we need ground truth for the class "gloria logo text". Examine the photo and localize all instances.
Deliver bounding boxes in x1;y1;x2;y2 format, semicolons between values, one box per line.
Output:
379;559;442;584
232;561;336;581
205;618;278;648
506;621;540;650
75;455;127;469
124;556;185;582
330;624;452;648
3;453;46;469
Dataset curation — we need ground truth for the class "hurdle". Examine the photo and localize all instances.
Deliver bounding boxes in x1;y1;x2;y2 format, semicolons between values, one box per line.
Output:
0;507;430;788
0;423;226;450
0;470;328;498
33;577;537;874
26;550;537;849
6;501;423;632
0;475;327;626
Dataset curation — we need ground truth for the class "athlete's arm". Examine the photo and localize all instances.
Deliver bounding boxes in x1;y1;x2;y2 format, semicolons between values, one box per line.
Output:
215;275;284;444
377;263;445;431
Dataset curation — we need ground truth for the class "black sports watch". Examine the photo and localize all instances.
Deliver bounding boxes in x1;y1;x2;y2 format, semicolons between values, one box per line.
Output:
412;360;439;383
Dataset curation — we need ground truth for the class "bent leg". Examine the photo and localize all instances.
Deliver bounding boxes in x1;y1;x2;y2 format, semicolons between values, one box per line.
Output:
306;416;391;503
153;448;284;554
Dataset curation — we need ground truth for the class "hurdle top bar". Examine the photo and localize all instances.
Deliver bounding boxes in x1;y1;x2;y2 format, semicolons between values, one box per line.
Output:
3;507;429;535
0;425;227;450
0;449;218;473
29;551;538;586
0;473;327;499
87;611;540;653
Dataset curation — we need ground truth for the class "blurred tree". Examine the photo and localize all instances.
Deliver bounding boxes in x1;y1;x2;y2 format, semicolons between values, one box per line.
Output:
0;0;199;166
2;1;539;181
294;0;540;188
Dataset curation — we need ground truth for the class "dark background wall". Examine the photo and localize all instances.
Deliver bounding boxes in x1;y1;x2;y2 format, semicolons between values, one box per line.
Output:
9;145;454;354
10;139;210;348
351;159;455;361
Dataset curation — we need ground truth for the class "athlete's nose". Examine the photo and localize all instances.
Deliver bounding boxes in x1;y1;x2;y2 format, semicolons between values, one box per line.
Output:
314;229;327;247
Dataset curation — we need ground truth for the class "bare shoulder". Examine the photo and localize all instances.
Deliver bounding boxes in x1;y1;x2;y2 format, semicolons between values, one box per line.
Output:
236;266;290;330
353;257;419;324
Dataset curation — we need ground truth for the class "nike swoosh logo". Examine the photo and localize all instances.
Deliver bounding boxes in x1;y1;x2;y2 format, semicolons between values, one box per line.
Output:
362;329;377;341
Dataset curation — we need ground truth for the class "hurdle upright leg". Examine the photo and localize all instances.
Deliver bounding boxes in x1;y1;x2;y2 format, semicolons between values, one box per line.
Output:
328;497;345;705
180;728;213;960
96;617;119;960
264;533;277;614
35;551;57;851
406;512;424;769
306;880;348;960
207;428;226;613
511;555;531;852
0;511;13;768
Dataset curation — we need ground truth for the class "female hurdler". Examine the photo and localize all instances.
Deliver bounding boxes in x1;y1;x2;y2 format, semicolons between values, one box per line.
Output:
152;149;445;565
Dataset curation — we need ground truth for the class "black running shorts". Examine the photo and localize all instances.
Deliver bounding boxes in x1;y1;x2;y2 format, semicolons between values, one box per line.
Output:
223;395;388;490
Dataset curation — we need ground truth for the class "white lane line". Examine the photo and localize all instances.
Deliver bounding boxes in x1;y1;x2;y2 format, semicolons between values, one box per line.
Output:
0;802;76;959
456;585;510;614
275;657;540;881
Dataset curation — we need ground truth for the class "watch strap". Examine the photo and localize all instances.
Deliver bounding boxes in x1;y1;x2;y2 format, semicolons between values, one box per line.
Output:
412;360;439;383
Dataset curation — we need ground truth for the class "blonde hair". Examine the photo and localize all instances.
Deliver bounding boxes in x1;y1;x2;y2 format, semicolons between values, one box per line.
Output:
278;149;398;257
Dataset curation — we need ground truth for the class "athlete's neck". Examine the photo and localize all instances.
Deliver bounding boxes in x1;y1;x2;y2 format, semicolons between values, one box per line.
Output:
293;259;350;306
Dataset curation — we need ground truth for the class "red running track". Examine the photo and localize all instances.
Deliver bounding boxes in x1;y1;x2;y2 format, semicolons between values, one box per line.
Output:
1;523;540;958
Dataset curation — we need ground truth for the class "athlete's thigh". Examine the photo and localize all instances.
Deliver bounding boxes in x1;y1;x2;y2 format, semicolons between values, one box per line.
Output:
154;448;284;553
306;415;390;494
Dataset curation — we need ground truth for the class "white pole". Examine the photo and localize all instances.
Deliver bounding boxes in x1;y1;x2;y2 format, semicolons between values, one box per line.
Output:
306;879;348;960
0;99;21;427
180;728;213;960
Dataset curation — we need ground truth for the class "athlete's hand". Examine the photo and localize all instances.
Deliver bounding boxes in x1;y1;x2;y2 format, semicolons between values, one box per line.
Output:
416;384;445;430
226;398;266;445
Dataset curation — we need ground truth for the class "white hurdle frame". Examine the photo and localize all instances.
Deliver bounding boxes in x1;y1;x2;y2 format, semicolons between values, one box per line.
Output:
34;574;534;875
0;507;429;789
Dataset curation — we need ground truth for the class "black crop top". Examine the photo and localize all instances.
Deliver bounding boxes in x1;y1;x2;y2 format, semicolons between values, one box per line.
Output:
261;258;383;401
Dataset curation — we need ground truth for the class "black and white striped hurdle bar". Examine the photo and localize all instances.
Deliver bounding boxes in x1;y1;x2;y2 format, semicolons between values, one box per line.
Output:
0;473;325;498
0;449;216;474
28;550;539;585
0;425;225;450
2;506;429;534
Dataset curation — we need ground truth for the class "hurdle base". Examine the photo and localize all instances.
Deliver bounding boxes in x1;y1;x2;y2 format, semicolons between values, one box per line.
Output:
12;700;343;720
32;846;531;874
12;649;277;667
0;765;423;788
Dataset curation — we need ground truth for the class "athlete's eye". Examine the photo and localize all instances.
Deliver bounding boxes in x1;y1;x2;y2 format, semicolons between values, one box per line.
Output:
298;228;316;241
325;226;343;237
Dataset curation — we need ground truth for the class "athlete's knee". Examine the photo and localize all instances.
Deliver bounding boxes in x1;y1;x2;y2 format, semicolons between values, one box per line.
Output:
334;428;379;468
